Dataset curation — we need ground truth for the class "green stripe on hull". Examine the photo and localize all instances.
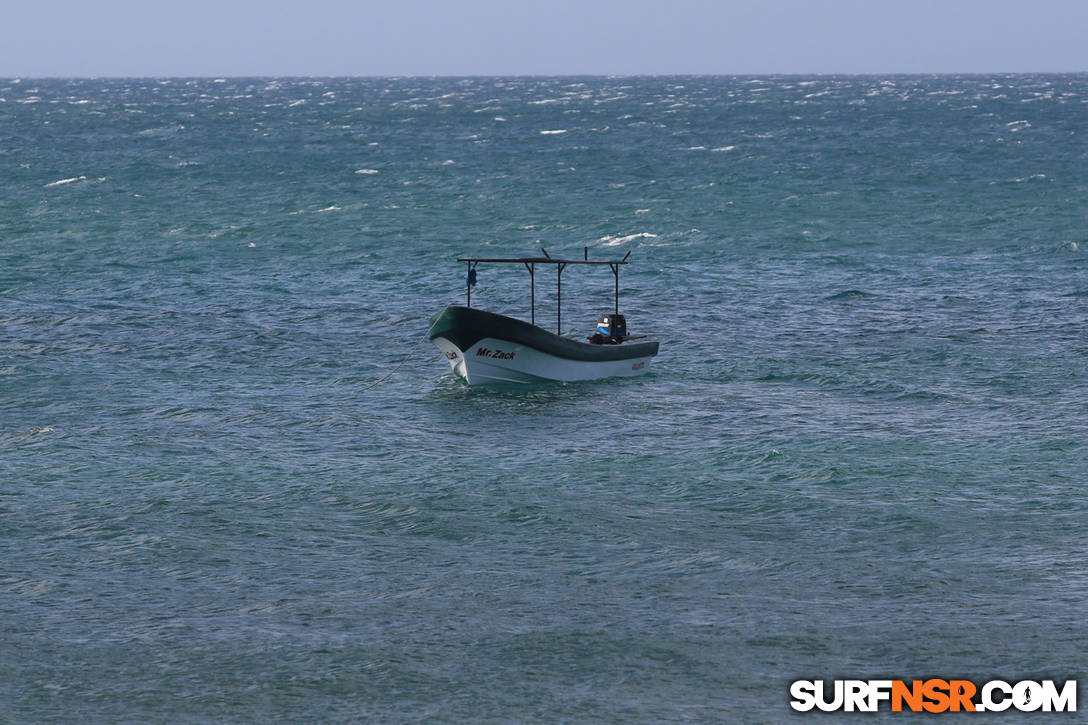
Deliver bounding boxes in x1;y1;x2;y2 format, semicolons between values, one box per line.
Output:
429;306;659;362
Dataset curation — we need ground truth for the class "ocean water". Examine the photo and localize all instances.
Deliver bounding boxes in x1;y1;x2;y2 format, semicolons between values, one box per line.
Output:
2;76;1086;722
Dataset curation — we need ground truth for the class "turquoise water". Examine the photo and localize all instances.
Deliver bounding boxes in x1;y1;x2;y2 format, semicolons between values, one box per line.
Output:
2;76;1086;722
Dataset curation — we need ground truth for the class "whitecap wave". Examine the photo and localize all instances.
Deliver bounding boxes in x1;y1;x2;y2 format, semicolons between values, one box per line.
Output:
599;232;658;246
138;125;184;138
355;168;379;175
990;174;1047;185
540;129;567;135
45;176;86;188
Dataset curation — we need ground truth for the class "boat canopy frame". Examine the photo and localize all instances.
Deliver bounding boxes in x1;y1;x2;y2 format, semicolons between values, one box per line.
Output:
458;247;632;334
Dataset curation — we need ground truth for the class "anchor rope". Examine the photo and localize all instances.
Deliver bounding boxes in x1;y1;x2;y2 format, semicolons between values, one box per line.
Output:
356;305;451;392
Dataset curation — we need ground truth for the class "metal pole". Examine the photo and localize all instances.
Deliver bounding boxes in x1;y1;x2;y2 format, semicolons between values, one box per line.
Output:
610;263;620;315
524;261;535;325
556;263;562;333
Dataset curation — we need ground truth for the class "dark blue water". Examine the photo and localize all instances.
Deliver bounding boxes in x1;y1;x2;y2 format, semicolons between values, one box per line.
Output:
2;76;1086;722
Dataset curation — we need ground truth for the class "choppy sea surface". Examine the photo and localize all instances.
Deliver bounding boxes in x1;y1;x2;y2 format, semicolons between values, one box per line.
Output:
2;76;1086;722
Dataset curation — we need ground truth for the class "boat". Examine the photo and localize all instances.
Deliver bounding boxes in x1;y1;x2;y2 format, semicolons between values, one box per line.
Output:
429;248;660;385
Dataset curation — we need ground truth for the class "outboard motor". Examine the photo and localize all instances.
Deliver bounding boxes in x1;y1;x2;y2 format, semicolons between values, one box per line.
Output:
595;312;627;343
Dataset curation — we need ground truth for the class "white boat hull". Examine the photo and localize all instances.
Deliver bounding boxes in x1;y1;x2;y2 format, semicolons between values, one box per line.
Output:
429;306;659;386
432;336;653;385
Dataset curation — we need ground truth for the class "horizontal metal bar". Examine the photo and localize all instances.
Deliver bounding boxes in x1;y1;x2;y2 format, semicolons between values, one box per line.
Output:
457;257;628;265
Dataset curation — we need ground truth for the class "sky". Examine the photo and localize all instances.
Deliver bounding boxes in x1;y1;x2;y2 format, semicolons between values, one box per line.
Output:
2;0;1086;77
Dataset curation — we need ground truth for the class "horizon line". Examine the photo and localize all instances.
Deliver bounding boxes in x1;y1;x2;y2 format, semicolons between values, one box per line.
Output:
4;70;1088;81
